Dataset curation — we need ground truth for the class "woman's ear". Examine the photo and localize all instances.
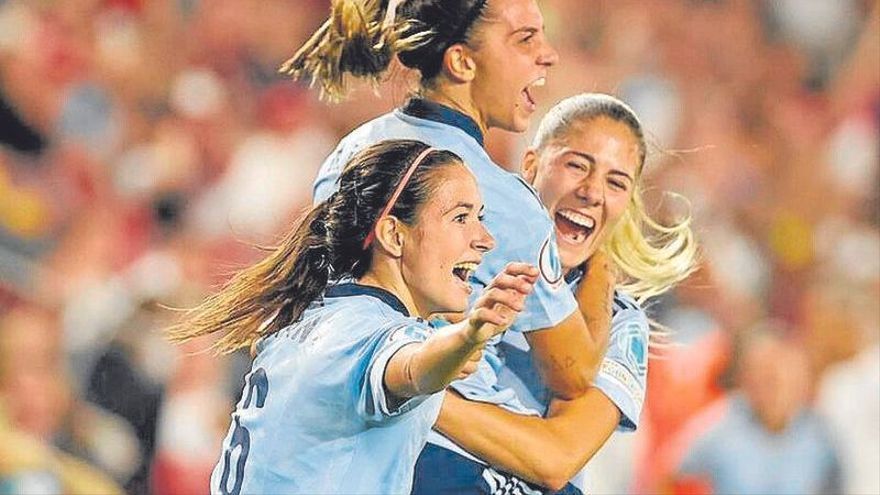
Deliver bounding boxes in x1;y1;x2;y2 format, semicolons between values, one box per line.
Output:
373;216;406;257
442;44;477;83
521;149;539;184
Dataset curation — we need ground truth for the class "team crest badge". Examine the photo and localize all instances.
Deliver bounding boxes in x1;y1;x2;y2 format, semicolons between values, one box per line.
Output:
622;323;647;376
538;234;564;288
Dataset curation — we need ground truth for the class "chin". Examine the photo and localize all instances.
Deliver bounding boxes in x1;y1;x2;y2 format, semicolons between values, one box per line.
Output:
436;291;469;315
510;116;531;133
561;258;586;273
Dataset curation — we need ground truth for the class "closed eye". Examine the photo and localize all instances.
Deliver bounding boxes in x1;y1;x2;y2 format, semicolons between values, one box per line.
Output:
609;179;628;191
567;161;588;172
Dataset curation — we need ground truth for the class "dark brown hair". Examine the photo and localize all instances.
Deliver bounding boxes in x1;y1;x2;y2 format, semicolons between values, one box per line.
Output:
279;0;490;100
167;140;461;353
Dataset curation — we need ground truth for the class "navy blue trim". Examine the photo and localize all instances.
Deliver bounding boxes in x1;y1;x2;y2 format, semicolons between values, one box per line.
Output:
613;291;638;316
615;291;637;310
565;264;586;286
400;98;484;147
325;283;410;317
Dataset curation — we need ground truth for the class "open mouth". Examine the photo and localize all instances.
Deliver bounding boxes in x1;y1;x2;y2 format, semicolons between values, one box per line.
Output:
521;77;545;112
554;209;596;245
452;261;478;291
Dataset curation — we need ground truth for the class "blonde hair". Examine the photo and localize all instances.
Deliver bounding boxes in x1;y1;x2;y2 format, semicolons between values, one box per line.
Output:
279;0;490;101
532;93;699;326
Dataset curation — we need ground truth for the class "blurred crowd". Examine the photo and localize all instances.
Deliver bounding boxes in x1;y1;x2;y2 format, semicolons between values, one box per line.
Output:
0;0;877;494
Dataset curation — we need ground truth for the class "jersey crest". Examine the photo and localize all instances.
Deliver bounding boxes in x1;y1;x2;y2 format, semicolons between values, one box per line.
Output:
538;233;564;288
621;322;648;376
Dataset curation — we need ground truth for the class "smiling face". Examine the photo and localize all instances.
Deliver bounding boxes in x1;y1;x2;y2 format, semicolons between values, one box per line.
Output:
400;163;494;315
524;117;641;271
468;0;559;133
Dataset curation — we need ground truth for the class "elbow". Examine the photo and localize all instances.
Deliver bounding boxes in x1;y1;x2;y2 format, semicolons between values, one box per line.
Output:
530;446;585;491
534;464;581;492
539;474;571;493
548;363;600;400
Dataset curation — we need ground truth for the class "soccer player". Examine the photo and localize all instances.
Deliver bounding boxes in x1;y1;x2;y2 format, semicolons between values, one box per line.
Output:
417;94;699;493
286;0;615;447
167;140;538;494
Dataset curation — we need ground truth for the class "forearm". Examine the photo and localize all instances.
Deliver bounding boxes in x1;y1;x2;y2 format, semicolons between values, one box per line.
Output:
527;257;616;400
575;255;615;366
435;389;621;490
385;323;482;398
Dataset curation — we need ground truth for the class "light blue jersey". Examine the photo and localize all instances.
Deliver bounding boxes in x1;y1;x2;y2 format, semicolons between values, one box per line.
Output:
312;99;576;338
209;283;443;495
313;100;577;414
497;282;649;429
495;274;650;492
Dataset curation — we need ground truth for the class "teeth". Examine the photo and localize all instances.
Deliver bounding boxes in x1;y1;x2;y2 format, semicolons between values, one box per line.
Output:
453;262;479;272
453;262;479;283
558;210;595;229
531;77;546;87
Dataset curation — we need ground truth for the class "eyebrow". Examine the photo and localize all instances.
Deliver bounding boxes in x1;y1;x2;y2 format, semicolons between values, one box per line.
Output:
510;26;539;37
567;150;635;183
514;27;539;34
443;202;475;215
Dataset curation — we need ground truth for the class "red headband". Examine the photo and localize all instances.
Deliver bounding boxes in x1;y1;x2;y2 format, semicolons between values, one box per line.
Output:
362;147;435;250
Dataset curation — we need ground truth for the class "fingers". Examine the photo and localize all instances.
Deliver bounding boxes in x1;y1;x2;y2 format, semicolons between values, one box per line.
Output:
468;306;509;329
491;263;539;287
475;286;529;313
487;271;536;296
463;264;538;345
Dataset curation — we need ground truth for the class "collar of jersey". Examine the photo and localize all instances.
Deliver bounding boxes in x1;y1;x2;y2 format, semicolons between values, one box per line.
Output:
400;98;485;147
325;282;410;317
565;264;586;286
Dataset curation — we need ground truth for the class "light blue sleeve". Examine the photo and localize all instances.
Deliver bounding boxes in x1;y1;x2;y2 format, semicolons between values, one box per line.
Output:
593;305;649;431
474;174;578;334
429;318;539;413
356;321;435;424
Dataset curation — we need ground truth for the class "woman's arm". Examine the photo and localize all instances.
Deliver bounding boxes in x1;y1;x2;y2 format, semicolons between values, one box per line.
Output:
385;263;537;398
436;389;621;491
525;251;616;400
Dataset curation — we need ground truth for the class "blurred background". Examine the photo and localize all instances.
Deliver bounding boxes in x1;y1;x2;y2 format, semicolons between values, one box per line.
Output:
0;0;877;494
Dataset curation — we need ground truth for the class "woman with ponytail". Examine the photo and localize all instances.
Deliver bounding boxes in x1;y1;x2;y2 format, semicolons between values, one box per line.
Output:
168;140;537;494
286;2;620;489
421;94;699;493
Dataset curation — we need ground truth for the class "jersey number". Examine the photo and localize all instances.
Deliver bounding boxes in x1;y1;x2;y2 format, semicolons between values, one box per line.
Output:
218;367;268;495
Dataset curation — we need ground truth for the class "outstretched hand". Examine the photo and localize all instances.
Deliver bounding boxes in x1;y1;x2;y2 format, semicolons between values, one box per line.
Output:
465;262;538;345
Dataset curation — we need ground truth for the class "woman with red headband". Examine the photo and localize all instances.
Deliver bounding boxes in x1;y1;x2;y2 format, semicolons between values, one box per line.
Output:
167;140;537;494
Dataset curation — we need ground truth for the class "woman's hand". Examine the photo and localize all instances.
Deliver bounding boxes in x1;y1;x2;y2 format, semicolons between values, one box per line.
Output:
464;262;538;345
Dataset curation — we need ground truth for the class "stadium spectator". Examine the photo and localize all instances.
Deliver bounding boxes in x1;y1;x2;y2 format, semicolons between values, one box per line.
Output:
668;326;842;495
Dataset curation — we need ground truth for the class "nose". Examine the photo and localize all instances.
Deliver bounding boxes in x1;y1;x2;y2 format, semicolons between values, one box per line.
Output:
538;36;560;67
577;177;605;207
473;222;495;253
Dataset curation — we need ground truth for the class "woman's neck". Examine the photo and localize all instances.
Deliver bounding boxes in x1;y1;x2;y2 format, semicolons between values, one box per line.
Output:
357;262;423;318
421;86;488;137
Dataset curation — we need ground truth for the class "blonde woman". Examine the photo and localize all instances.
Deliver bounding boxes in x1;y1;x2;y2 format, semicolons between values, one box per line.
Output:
418;94;698;493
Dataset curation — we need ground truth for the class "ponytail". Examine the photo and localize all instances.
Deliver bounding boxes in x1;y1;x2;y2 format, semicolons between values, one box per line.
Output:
167;139;462;354
166;202;334;354
279;0;434;101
